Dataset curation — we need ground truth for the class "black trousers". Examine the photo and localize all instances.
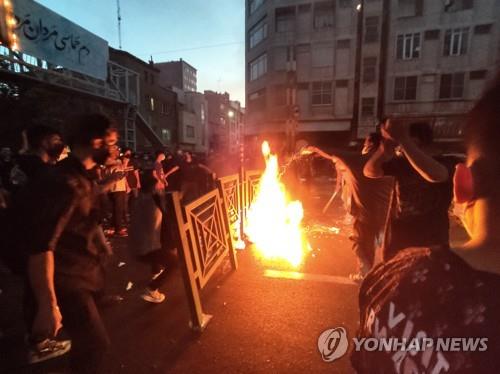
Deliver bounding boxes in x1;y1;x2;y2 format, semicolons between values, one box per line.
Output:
24;285;110;374
57;288;110;374
109;191;127;231
351;217;380;272
140;249;178;290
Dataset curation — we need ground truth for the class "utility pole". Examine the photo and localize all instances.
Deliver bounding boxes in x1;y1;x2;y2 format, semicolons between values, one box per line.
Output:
117;0;122;50
351;0;364;141
377;0;390;122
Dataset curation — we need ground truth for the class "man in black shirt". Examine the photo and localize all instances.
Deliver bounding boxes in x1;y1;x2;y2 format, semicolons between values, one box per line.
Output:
306;133;393;279
163;151;181;192
352;81;500;373
8;126;65;192
19;114;117;373
364;121;456;260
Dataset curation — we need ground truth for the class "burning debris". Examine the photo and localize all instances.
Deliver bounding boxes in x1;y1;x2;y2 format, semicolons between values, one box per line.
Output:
244;141;311;268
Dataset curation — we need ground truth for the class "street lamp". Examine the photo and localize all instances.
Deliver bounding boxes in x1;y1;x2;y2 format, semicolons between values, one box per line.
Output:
228;110;234;118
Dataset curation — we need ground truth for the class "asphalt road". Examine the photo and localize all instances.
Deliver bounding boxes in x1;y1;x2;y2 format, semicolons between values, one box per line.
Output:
0;177;468;373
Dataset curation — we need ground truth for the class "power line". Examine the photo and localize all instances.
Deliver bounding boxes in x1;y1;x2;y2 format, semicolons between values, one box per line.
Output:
137;41;244;57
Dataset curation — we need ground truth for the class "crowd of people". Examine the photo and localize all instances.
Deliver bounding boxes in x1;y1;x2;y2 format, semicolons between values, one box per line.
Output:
1;77;500;373
306;80;500;372
0;116;217;373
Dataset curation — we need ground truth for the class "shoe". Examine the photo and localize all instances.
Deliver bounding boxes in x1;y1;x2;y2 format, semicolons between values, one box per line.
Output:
115;228;128;237
141;288;165;303
28;338;71;364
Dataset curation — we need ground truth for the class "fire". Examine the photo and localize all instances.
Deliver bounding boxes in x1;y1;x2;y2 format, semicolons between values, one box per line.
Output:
245;141;310;267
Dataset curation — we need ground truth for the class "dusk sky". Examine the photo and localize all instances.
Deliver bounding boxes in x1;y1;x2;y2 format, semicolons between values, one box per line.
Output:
37;0;246;105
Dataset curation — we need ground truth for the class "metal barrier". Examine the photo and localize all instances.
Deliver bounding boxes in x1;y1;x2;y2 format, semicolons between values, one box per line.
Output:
168;170;262;331
167;190;237;331
243;170;262;226
216;174;242;240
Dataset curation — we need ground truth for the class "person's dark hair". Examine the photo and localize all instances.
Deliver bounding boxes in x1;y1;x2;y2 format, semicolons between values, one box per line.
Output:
155;150;165;159
26;125;60;150
465;80;500;160
68;114;112;148
409;122;433;146
367;132;382;149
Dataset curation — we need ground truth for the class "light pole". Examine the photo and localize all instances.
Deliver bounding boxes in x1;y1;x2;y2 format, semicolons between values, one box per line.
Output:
351;0;364;141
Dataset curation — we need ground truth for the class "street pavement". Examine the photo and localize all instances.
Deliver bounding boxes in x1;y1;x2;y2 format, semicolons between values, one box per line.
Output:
0;177;468;373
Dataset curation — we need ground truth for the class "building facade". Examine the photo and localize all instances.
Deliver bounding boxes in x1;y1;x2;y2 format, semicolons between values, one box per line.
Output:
175;88;209;154
245;0;500;145
155;59;197;92
381;0;500;141
205;90;245;155
109;48;179;151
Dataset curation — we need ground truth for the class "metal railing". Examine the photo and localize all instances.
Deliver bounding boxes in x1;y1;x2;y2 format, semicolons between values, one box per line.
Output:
168;170;262;331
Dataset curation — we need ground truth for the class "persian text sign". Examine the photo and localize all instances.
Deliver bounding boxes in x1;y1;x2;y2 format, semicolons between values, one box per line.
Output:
12;0;108;80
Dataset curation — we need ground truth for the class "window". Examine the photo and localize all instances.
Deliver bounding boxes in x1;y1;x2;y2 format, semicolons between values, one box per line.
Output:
337;39;351;49
396;33;421;60
161;103;168;115
145;95;155;111
339;0;352;8
161;129;170;142
398;0;423;17
314;1;335;30
470;70;487;80
444;0;473;12
363;57;377;83
424;29;440;40
336;79;348;88
298;3;311;12
249;18;268;48
311;81;333;105
186;125;195;138
361;98;375;118
394;76;418;100
275;6;295;33
474;24;492;35
364;17;379;43
249;0;264;15
249;54;267;81
444;28;469;56
439;73;465;99
248;88;266;111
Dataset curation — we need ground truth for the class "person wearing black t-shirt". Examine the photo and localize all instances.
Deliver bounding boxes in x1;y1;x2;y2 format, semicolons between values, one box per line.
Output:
17;115;118;373
163;151;181;192
306;133;393;280
352;80;500;373
364;121;457;260
179;151;214;204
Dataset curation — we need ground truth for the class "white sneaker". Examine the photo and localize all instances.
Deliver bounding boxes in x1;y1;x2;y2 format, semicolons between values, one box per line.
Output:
141;288;165;303
28;338;72;364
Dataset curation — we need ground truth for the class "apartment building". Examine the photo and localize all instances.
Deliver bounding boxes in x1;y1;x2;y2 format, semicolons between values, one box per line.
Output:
245;0;500;144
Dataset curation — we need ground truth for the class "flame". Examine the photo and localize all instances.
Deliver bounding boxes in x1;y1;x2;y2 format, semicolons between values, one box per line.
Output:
245;141;310;267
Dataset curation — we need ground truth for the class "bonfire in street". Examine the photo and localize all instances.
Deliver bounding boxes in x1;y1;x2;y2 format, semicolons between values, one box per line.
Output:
245;141;310;268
